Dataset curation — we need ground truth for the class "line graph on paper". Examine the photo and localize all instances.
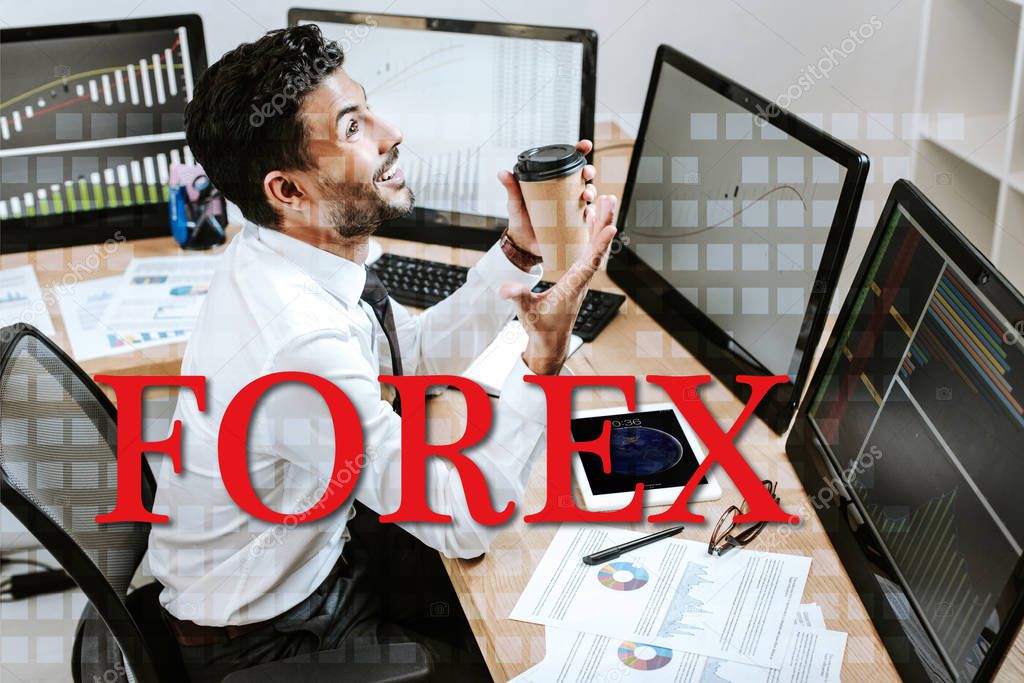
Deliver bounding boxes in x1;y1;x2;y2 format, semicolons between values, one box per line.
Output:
657;562;713;638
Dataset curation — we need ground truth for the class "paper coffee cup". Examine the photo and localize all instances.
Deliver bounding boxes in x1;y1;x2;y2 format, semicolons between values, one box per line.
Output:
514;144;588;281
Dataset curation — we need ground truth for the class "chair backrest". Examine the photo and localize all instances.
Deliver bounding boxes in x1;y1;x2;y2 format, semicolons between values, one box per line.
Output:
0;323;162;682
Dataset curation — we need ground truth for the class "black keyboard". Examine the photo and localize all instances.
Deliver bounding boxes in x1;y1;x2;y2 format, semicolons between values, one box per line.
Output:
370;252;625;342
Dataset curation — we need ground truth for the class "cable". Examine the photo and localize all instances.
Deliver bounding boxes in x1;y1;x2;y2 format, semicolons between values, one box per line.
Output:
0;555;74;601
628;184;809;239
593;142;634;154
0;555;58;573
0;568;76;601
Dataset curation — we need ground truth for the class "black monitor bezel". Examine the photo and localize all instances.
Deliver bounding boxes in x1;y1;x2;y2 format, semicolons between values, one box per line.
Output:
288;7;597;251
786;179;1024;683
0;14;208;254
606;44;869;434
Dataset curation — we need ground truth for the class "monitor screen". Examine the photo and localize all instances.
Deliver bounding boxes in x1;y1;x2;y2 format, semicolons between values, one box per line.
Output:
624;62;848;379
291;10;594;247
0;16;206;251
607;45;867;433
807;194;1024;680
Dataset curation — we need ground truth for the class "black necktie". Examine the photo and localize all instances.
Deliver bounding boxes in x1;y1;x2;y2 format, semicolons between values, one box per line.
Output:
361;269;403;414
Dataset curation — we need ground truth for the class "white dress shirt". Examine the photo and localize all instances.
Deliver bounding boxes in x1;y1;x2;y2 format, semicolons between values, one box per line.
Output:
149;223;549;626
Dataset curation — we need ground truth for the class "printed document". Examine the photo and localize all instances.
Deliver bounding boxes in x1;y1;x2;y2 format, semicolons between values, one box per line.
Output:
58;276;189;360
101;255;219;334
0;264;55;335
510;525;812;667
510;605;844;683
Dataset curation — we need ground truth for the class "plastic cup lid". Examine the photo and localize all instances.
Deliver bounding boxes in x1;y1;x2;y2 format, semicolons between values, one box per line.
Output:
513;144;586;182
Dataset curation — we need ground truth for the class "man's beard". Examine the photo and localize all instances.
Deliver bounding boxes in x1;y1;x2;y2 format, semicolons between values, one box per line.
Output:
316;175;414;239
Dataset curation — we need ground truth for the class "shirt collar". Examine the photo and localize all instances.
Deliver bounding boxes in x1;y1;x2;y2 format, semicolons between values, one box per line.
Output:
247;222;366;307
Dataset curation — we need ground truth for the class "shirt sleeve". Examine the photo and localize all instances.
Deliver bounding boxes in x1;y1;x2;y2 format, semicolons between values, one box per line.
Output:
263;328;548;558
391;241;542;377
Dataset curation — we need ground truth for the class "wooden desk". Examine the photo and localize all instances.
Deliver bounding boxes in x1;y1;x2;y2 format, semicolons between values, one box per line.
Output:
3;123;1021;680
8;234;1022;681
0;227;240;381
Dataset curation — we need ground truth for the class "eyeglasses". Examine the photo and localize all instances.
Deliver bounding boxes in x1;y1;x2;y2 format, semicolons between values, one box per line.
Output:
707;479;779;557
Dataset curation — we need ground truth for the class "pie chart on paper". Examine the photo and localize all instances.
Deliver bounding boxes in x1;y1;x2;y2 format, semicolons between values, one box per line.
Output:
617;641;673;670
597;561;650;591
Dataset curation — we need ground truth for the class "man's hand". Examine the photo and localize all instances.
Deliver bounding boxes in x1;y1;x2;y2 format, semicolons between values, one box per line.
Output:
497;139;597;256
500;194;618;375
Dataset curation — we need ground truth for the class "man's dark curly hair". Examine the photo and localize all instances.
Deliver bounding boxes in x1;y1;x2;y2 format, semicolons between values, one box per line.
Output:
185;25;344;228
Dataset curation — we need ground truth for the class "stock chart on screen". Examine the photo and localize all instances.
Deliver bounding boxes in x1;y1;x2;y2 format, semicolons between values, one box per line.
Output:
0;23;198;222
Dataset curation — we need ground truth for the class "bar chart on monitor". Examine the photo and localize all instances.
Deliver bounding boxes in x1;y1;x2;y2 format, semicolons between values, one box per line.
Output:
0;24;196;219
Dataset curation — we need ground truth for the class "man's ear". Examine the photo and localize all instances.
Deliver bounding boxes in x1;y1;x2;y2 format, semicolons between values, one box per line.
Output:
264;171;309;217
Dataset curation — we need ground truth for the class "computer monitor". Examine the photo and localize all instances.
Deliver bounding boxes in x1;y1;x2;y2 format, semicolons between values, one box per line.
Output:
606;45;869;433
289;8;596;249
0;15;207;253
787;180;1024;682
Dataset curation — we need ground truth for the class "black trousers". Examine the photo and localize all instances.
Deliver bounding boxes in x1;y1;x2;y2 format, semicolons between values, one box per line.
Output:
173;502;492;682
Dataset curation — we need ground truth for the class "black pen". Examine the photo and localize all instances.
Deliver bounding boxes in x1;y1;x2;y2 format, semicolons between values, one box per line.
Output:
582;525;686;565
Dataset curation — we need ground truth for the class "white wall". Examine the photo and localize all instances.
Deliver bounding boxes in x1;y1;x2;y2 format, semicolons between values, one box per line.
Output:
2;0;926;293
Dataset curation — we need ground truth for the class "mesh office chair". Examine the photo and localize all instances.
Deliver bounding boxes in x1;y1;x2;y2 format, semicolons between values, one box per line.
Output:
0;324;433;683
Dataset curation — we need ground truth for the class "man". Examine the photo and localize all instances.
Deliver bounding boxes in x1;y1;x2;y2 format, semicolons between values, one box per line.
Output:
148;24;617;681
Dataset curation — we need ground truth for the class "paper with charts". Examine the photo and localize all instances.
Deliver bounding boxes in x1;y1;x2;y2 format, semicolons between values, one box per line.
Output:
509;605;846;683
510;525;812;668
0;264;55;335
100;255;219;334
57;276;190;361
